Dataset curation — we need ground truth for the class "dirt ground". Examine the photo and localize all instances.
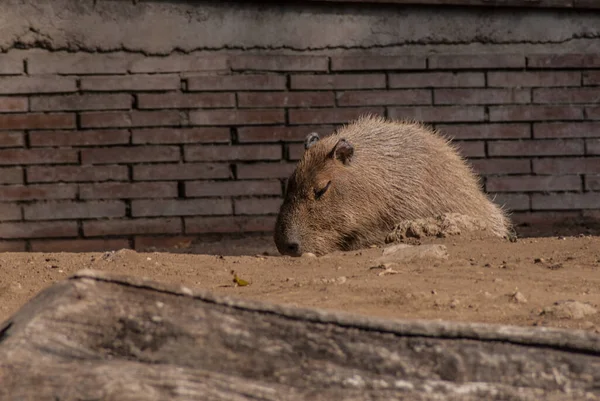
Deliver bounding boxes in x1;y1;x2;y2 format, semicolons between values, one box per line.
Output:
1;225;599;333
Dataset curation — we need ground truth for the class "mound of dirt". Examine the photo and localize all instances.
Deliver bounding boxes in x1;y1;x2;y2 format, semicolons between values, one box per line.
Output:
386;213;500;243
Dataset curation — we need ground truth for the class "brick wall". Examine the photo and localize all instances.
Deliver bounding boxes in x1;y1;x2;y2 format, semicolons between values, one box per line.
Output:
0;50;598;252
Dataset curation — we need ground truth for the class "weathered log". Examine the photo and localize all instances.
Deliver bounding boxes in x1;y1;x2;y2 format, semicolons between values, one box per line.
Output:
0;269;599;401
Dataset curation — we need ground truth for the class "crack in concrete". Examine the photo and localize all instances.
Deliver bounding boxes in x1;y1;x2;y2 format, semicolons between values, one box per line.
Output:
4;32;600;56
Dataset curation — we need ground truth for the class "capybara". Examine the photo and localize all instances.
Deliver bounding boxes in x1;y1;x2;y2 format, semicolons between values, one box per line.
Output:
274;115;510;256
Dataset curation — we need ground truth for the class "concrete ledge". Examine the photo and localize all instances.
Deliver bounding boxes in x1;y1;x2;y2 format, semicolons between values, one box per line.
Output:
308;0;600;10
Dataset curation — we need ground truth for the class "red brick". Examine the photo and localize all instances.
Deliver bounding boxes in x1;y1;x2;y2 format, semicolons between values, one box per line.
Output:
487;71;581;87
231;55;328;71
532;193;600;210
289;107;384;124
28;52;136;74
132;128;230;144
0;167;23;184
0;203;22;221
184;145;281;162
186;180;281;197
434;89;530;105
437;124;530;140
81;74;180;91
0;132;25;147
0;97;28;112
137;93;235;109
585;106;600;119
585;175;600;191
0;53;24;75
187;75;286;91
133;235;197;251
0;241;26;252
291;74;385;90
133;163;231;181
469;159;531;175
238;125;335;143
331;56;426;71
80;182;177;200
0;76;77;94
587;139;600;155
490;193;530;211
27;165;128;183
0;148;78;165
429;54;525;69
0;184;77;201
81;146;179;164
533;158;600;174
190;109;285;126
288;143;305;160
453;141;485;158
389;72;485;88
30;130;130;147
511;211;580;227
80;111;182;128
527;54;600;68
30;238;130;252
583;71;600;86
83;218;182;236
533;88;600;104
489;106;582;121
489;139;583;156
24;200;126;221
0;221;78;239
0;113;75;130
237;163;297;179
234;198;282;215
132;199;232;217
388;106;485;123
533;122;600;138
129;55;229;73
486;175;581;192
238;92;335;108
185;216;276;234
30;94;132;111
337;90;431;106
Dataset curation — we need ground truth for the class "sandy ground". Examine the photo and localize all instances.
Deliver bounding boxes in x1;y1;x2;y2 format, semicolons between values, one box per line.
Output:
1;225;599;333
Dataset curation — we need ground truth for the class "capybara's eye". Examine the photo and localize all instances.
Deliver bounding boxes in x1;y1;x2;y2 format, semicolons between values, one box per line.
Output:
314;181;331;200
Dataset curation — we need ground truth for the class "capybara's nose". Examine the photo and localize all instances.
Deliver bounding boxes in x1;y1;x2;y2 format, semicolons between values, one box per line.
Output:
285;241;301;256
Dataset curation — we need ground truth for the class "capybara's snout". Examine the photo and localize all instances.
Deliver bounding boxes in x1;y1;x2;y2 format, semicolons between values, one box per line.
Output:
274;215;303;257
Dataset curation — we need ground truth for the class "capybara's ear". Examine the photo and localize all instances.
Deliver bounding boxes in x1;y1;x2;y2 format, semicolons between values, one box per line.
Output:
304;132;320;150
331;138;354;165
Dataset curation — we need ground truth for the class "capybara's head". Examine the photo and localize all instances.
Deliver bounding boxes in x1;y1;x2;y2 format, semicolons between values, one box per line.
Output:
275;132;359;256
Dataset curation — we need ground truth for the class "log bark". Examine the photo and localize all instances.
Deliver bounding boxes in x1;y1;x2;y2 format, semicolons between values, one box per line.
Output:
0;269;599;401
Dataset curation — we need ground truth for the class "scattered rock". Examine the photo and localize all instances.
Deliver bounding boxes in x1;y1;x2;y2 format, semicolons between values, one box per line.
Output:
541;300;598;320
369;263;395;270
547;263;564;270
582;321;596;330
301;252;317;258
510;291;527;304
378;244;448;264
534;258;544;264
450;299;460;309
312;276;347;285
377;267;399;277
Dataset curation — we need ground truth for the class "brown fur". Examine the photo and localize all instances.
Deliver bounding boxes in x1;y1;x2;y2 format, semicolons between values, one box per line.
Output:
274;115;511;256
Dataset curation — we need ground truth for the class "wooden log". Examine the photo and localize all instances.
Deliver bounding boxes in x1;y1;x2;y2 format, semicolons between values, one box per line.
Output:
0;269;599;401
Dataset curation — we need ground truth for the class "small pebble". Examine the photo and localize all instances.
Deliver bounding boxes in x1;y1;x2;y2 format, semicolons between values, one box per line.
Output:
510;291;528;304
301;252;317;258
